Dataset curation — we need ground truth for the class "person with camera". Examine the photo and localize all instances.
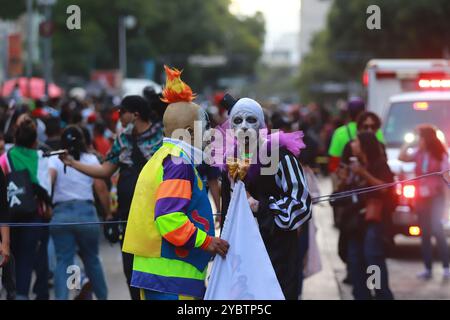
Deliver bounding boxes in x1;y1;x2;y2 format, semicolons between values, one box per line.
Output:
59;95;163;300
399;124;450;280
334;111;386;284
338;132;394;300
0;115;52;300
48;126;112;300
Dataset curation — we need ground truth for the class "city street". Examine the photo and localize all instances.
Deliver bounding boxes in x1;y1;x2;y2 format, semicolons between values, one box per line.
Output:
2;176;450;300
303;177;450;300
2;0;450;308
75;176;450;300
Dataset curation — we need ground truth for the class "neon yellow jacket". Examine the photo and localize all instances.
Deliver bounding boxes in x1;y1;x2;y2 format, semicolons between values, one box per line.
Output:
123;140;214;297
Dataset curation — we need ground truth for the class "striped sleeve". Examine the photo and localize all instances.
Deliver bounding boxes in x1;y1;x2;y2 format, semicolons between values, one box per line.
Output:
269;153;312;230
154;156;210;249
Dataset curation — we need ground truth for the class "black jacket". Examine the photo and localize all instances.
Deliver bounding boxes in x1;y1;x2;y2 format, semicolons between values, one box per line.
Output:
0;166;9;222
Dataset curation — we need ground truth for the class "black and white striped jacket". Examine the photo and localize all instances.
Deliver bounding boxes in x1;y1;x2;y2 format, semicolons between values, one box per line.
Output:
268;153;312;230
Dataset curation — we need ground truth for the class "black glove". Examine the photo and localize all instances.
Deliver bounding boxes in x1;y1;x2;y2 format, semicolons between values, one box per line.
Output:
103;217;122;244
254;196;277;235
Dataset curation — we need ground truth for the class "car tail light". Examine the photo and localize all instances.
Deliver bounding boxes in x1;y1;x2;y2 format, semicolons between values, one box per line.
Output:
409;226;421;236
403;185;416;199
396;184;402;196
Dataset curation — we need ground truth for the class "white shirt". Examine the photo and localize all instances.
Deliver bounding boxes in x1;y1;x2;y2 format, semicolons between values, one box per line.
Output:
48;153;99;204
163;137;205;165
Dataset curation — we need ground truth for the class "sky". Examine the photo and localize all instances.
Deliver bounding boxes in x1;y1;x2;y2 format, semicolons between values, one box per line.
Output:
230;0;301;51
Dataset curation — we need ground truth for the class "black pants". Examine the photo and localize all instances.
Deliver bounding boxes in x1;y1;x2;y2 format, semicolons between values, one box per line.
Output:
10;221;48;299
33;227;49;300
2;254;16;300
261;228;299;300
120;238;140;300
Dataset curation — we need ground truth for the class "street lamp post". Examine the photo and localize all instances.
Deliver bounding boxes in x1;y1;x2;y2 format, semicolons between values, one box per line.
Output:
38;0;56;101
118;15;136;81
26;0;33;97
0;24;9;86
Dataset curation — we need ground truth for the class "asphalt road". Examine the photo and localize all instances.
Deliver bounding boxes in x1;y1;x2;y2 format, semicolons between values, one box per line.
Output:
302;176;450;300
103;176;450;300
2;176;450;300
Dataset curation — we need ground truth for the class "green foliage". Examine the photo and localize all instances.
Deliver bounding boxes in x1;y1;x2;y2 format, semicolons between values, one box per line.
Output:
298;0;450;103
1;0;265;89
0;2;26;20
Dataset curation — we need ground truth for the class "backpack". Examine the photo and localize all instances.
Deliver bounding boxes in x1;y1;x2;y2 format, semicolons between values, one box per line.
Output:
116;135;148;220
5;152;38;221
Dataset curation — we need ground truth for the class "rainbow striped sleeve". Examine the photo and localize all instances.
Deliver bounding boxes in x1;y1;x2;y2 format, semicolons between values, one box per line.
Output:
154;156;210;250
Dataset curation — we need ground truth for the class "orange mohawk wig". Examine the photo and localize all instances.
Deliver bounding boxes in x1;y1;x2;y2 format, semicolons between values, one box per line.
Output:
161;65;195;104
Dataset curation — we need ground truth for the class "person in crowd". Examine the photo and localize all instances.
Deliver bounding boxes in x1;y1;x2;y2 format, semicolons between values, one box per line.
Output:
329;98;365;229
399;124;450;279
122;66;228;300
44;117;62;151
1;131;13;300
10;83;22;105
339;131;394;300
60;95;163;300
328;98;384;173
0;133;5;155
142;86;168;123
49;126;111;300
92;121;112;158
341;112;384;160
2;103;29;147
296;133;322;298
271;112;292;133
196;163;222;223
219;97;312;300
0;165;12;297
0;116;52;300
270;114;321;299
334;111;387;285
0;168;10;272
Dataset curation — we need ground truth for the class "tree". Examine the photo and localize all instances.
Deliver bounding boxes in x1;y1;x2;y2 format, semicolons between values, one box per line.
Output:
298;0;450;103
1;0;265;90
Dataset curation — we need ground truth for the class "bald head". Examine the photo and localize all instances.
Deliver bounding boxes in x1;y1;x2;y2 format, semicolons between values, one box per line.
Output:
163;101;201;139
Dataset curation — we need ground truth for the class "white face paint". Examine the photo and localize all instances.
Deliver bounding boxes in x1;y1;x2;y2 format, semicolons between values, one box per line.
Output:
231;110;260;142
231;111;260;132
229;98;265;154
230;98;265;153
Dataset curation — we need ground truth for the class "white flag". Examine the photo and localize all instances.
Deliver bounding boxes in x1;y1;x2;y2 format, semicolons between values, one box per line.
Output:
205;181;285;300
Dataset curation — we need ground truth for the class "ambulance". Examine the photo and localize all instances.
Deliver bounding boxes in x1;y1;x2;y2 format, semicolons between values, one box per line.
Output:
364;59;450;239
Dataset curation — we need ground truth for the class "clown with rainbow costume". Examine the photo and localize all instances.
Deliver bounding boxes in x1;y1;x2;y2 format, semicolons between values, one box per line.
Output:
122;66;229;300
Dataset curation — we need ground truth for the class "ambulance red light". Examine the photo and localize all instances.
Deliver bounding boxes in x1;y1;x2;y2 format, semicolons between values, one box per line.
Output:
418;79;450;88
363;71;369;87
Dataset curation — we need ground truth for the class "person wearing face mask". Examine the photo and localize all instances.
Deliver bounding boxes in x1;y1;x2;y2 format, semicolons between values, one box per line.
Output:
340;112;384;161
218;97;312;300
121;66;229;300
334;111;391;285
328;98;385;173
59;95;163;300
343;132;394;300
